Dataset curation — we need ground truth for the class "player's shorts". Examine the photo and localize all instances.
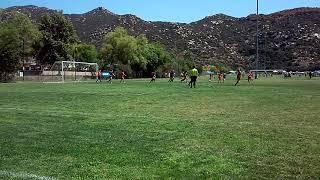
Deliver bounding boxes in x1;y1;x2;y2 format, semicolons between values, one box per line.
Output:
191;76;197;81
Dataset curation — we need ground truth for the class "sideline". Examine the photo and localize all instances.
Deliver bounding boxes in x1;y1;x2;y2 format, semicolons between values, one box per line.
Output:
0;170;56;180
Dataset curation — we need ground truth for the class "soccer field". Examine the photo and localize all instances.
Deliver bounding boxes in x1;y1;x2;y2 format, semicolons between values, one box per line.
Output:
1;78;320;179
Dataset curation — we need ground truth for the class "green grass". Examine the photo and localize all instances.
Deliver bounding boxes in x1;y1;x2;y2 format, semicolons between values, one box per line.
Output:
1;77;320;179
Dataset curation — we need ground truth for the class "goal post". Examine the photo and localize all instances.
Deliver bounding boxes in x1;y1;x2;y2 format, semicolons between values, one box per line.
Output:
48;61;99;82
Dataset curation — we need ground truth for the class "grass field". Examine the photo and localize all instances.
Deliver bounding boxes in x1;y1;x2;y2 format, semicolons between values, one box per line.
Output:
1;77;320;179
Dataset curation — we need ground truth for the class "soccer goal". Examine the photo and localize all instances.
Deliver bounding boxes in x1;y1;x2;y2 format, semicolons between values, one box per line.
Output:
46;61;99;82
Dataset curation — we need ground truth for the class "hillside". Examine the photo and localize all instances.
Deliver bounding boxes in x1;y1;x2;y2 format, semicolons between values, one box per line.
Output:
4;5;320;70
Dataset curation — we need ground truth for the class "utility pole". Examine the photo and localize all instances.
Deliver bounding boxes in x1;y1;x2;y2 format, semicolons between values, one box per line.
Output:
22;38;25;81
255;0;259;79
74;46;77;81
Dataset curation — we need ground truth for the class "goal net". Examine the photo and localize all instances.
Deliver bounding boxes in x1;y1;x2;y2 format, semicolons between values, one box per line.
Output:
46;61;99;82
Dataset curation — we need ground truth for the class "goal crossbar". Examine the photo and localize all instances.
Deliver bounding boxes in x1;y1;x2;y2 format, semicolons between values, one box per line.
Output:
60;61;98;66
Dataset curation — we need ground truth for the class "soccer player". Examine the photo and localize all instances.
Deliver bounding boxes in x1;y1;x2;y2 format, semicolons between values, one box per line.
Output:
168;70;175;82
247;71;253;83
209;73;213;82
120;70;126;83
223;73;226;83
181;71;188;83
309;71;312;79
96;70;101;83
218;72;223;84
188;66;199;88
234;68;242;86
108;70;114;84
149;72;156;83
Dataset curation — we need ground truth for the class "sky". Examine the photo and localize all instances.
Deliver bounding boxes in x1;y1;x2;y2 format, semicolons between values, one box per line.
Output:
0;0;319;23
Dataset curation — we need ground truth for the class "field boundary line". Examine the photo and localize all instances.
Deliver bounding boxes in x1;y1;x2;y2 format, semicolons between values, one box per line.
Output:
0;170;56;180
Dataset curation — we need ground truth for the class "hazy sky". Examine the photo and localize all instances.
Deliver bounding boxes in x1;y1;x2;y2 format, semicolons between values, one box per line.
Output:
1;0;319;23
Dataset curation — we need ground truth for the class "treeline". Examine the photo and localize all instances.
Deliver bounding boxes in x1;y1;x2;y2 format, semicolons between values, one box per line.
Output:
99;27;203;78
0;11;201;82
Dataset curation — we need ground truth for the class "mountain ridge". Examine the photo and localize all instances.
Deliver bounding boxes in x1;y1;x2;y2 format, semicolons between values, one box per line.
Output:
3;5;320;70
9;5;320;24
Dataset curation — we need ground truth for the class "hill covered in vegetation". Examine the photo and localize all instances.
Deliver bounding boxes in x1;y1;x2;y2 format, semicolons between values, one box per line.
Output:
4;5;320;70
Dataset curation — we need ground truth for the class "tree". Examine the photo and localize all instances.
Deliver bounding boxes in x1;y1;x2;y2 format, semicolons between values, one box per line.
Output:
36;12;77;65
100;27;148;76
70;43;98;63
0;12;40;82
195;64;203;74
145;43;172;73
100;27;175;77
100;27;131;65
131;34;148;73
173;51;196;74
0;23;20;81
